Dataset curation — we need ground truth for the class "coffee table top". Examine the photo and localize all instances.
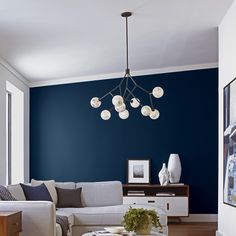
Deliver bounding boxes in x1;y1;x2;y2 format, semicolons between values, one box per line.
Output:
83;231;167;236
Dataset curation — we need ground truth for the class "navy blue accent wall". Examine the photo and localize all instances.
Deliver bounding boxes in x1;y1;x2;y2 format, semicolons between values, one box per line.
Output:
30;68;218;214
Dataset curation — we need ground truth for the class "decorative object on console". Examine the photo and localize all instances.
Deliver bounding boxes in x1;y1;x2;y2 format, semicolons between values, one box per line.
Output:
90;12;164;120
167;154;182;183
128;159;150;184
223;77;236;207
122;207;162;235
158;163;170;186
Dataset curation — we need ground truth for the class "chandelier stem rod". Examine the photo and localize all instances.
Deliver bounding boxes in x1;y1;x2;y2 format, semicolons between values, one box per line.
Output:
125;16;129;71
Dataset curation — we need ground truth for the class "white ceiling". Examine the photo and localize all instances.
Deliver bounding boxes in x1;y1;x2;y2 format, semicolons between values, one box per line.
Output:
0;0;233;84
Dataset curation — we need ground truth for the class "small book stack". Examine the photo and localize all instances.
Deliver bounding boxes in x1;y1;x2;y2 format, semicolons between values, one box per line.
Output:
127;190;145;196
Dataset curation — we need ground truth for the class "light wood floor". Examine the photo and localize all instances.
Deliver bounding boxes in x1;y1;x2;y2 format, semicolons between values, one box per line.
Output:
168;223;217;236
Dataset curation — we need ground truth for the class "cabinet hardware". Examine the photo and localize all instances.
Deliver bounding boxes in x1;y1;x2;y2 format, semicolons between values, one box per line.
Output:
167;203;170;210
148;200;155;203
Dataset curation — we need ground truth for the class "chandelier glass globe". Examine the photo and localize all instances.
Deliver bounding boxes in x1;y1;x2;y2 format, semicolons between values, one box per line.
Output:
141;105;152;116
149;109;160;120
152;87;164;98
112;95;124;107
115;103;126;112
119;109;129;119
130;98;140;108
100;110;111;120
90;97;101;108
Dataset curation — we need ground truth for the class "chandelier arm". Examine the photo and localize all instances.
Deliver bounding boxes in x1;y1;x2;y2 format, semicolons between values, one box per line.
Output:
136;84;151;94
123;77;129;97
129;76;138;86
125;85;137;100
149;93;154;110
100;85;120;100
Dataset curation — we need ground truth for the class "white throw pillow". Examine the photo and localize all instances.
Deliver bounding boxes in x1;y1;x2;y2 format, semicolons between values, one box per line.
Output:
31;179;57;204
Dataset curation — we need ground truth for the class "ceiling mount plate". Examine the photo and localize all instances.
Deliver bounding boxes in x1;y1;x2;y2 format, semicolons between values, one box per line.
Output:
121;12;132;18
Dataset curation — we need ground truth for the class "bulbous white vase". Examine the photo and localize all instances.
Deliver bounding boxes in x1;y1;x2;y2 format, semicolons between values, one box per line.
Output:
158;163;169;186
167;154;181;183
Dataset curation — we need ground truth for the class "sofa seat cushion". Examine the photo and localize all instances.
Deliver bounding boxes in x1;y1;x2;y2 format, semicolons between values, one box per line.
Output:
56;204;167;227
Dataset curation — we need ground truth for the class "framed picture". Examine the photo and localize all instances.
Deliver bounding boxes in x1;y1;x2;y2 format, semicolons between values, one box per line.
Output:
223;77;236;207
127;159;150;184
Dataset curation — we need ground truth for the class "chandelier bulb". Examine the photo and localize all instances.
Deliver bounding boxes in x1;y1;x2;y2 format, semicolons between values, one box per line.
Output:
152;87;164;98
149;109;160;120
119;109;129;119
141;105;152;116
112;95;124;106
130;98;140;108
101;110;111;120
115;103;126;112
90;97;101;108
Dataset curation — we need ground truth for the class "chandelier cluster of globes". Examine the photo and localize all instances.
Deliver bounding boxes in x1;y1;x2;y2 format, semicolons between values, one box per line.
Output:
90;12;164;121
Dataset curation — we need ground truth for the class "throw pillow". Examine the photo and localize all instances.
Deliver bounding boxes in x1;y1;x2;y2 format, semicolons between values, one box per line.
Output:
0;185;17;201
7;184;26;200
56;187;83;208
20;183;52;201
31;179;57;204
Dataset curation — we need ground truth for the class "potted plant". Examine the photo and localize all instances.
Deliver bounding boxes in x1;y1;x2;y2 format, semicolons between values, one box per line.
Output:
122;207;162;235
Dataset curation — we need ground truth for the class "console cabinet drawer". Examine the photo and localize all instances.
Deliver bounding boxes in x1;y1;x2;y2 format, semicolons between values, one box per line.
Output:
123;196;188;217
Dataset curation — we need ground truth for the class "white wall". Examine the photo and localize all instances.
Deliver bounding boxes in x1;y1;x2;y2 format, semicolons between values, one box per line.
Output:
0;59;29;185
218;1;236;235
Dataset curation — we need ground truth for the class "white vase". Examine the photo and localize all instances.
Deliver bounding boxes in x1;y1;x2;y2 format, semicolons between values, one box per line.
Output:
167;154;182;183
158;163;169;186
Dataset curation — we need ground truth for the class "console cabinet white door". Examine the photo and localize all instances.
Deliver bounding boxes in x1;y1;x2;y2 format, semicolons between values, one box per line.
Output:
123;196;188;217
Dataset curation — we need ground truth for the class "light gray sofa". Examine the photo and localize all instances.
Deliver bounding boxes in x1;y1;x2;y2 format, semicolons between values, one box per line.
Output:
0;181;168;236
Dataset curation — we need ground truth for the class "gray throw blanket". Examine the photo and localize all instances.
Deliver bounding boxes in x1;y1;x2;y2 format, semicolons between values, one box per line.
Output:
56;215;69;236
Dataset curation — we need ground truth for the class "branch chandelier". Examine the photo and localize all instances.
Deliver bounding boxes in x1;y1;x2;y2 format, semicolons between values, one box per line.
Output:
90;12;164;120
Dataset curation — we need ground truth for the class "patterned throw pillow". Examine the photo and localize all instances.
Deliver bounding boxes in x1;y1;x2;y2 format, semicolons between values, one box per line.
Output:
0;185;17;201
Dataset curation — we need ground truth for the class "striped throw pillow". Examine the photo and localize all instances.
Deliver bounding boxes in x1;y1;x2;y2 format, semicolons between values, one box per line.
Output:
0;185;17;201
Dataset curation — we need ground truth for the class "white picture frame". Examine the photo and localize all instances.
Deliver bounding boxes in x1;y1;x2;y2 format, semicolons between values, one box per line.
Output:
127;159;150;184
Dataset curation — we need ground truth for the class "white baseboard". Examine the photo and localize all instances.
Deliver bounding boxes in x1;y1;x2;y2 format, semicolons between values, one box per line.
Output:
215;230;223;236
180;214;218;222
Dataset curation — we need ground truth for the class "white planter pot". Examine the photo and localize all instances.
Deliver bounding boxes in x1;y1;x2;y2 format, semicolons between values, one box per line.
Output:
167;154;181;183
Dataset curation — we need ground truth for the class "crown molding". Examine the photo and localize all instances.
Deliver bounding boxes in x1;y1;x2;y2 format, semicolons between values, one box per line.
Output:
29;62;218;88
0;57;29;87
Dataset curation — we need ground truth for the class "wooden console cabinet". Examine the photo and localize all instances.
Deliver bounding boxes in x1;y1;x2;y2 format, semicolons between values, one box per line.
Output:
0;211;22;236
123;184;189;217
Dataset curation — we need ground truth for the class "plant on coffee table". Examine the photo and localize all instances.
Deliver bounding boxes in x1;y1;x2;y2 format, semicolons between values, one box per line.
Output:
122;207;162;235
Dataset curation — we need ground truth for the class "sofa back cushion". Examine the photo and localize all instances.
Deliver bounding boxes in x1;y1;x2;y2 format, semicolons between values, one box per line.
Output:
7;184;26;200
76;181;123;207
55;182;76;189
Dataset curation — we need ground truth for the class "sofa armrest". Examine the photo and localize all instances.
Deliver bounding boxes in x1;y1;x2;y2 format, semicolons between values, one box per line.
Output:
0;201;56;236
